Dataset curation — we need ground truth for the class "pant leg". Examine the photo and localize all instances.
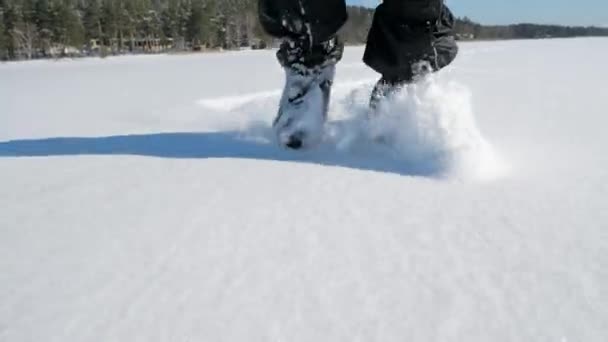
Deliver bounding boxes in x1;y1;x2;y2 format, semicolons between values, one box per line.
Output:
363;0;458;82
258;0;348;46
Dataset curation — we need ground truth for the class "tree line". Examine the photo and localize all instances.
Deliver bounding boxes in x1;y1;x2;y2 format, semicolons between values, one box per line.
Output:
1;1;607;61
340;9;608;42
454;16;608;40
0;0;267;60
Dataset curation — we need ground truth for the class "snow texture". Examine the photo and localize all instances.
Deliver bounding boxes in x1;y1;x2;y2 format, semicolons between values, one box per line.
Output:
1;38;607;342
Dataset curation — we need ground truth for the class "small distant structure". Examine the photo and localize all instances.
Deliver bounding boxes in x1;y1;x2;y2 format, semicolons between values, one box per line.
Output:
131;38;173;53
48;44;82;58
455;33;475;40
87;38;175;55
250;38;268;50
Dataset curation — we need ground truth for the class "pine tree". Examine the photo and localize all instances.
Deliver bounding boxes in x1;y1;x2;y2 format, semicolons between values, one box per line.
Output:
116;0;133;50
138;1;162;42
100;0;118;50
160;0;178;45
3;1;23;59
186;0;204;47
34;0;52;54
177;0;190;45
0;6;7;60
83;0;101;43
49;0;83;49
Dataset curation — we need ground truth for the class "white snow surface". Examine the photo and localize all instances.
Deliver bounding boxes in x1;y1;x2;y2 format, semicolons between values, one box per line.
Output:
1;38;607;342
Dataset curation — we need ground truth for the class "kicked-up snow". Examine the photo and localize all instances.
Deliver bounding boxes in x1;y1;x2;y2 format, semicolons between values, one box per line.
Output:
322;74;506;180
1;38;607;342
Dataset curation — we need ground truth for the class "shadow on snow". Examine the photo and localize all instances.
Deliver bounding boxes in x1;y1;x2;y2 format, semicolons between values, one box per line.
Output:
0;131;442;177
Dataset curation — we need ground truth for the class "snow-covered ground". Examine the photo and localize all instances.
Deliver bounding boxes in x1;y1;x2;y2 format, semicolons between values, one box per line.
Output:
1;38;607;341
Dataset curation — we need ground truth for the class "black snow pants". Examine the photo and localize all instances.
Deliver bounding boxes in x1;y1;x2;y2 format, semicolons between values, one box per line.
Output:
258;0;458;82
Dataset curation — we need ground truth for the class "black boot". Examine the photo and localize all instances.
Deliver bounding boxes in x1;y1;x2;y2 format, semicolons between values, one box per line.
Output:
369;62;436;110
364;2;458;111
273;37;344;149
369;76;409;111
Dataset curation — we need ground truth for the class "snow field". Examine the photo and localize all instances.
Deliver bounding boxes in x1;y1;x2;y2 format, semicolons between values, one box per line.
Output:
1;38;607;341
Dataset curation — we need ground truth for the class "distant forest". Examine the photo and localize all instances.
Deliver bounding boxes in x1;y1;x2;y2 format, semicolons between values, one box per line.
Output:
1;1;608;61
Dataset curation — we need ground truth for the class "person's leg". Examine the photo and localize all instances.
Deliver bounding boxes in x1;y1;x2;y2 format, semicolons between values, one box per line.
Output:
364;0;458;106
258;0;347;69
258;0;347;49
258;0;348;149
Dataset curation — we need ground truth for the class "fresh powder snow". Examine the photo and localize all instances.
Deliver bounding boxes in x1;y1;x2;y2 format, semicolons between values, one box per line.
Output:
0;38;607;341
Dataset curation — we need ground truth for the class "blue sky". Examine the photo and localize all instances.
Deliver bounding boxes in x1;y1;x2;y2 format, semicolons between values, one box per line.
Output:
347;0;608;27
